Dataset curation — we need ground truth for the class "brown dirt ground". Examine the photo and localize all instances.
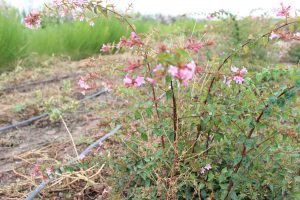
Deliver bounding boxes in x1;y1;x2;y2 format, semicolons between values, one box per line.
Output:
0;54;133;199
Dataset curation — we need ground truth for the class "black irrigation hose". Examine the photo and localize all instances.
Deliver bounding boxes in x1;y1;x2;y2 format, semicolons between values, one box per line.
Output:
0;113;49;133
25;124;122;200
0;90;108;134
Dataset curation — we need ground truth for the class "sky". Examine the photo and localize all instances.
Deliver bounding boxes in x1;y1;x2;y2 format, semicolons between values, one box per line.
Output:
5;0;300;17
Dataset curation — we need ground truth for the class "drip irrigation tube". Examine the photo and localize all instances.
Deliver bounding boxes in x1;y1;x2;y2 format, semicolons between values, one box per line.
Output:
25;124;122;200
0;90;108;134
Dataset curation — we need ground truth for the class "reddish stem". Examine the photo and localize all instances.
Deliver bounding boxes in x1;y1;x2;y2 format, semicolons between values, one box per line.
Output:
145;58;165;148
170;80;178;141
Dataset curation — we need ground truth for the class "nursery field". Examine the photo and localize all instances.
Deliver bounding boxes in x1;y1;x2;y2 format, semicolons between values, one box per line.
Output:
0;1;300;200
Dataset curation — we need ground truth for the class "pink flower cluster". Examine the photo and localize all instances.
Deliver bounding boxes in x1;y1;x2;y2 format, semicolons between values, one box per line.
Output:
168;61;197;87
269;32;280;40
24;11;41;29
269;31;300;42
294;32;300;39
124;60;142;72
32;164;41;177
78;76;91;90
224;66;248;86
201;164;212;174
78;75;96;94
186;39;203;53
274;2;291;17
100;44;111;53
46;167;53;175
123;75;145;87
32;163;54;180
101;32;143;53
51;0;98;26
123;75;155;88
52;0;86;8
117;32;143;48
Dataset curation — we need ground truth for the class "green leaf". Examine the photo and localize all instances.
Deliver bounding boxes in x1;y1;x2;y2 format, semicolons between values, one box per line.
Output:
234;154;242;165
295;176;300;182
263;107;272;118
158;52;174;65
152;125;163;136
198;183;205;190
276;97;286;108
165;75;172;85
208;104;215;116
221;116;228;125
135;111;142;120
175;49;190;63
166;90;173;100
141;132;148;141
230;191;239;200
295;79;300;90
207;172;214;181
145;107;153;117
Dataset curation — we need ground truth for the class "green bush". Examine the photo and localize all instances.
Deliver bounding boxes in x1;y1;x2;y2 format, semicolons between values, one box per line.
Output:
0;9;151;72
0;8;26;72
288;43;300;64
26;17;150;60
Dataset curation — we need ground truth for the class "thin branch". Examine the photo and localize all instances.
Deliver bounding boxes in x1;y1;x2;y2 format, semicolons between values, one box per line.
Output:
60;114;79;160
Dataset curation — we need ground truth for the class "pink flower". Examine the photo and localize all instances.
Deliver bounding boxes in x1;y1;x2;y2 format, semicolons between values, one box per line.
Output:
46;168;53;175
123;75;145;87
32;164;41;177
269;32;280;40
200;164;212;174
274;2;291;17
100;44;111;53
240;67;248;75
117;36;128;49
75;0;85;7
24;11;41;29
206;14;214;20
294;32;300;38
127;32;143;47
146;77;155;84
158;42;168;52
226;66;248;85
186;60;196;72
179;68;194;86
168;61;197;87
204;164;212;170
168;65;179;77
123;75;134;88
135;76;145;87
186;39;203;53
200;167;206;174
118;32;143;48
78;76;91;90
231;66;239;73
124;60;141;72
101;81;112;92
53;0;61;4
153;64;162;72
233;76;244;84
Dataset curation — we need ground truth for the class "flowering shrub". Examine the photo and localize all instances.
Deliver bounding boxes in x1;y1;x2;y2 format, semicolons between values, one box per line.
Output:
24;11;41;29
26;1;300;199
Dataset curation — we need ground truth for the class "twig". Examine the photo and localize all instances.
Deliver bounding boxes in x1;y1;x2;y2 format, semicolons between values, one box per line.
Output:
59;114;79;160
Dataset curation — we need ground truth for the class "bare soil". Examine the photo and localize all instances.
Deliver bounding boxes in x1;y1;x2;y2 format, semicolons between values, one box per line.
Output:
0;54;131;199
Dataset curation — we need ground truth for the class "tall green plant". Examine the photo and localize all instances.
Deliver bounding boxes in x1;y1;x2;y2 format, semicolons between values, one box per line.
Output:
0;8;26;72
